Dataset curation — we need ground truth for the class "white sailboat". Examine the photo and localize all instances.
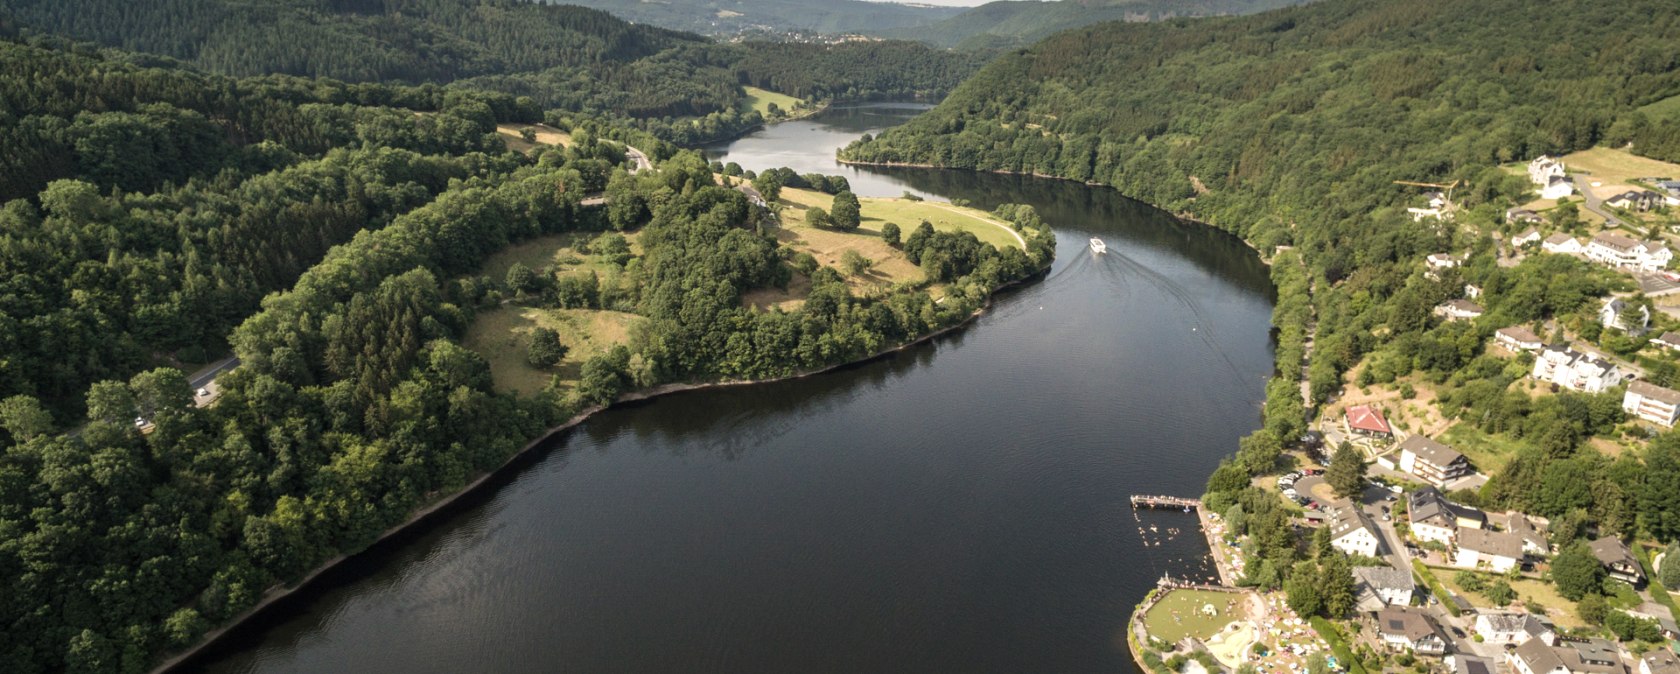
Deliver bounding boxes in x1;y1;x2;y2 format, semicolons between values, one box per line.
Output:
1089;237;1107;254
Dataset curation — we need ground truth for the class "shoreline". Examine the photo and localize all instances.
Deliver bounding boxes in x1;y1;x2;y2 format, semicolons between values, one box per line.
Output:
151;262;1051;674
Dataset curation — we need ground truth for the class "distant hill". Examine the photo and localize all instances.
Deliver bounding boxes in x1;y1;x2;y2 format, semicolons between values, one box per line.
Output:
872;0;1315;49
533;0;964;37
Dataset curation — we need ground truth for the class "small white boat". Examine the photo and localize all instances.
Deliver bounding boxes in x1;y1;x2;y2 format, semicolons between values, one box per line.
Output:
1089;237;1107;254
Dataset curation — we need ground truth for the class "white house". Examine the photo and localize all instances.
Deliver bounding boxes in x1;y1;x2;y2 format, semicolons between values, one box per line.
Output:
1501;511;1552;558
1600;297;1651;334
1409;487;1485;546
1531;346;1620;393
1435;299;1485;322
1585;232;1672;272
1394;435;1473;487
1465;284;1483;299
1543;234;1583;255
1624;380;1680;427
1354;565;1416;608
1540;176;1575;199
1476;612;1556;646
1329;506;1383;558
1496;326;1545;352
1511;226;1543;246
1454;527;1524;573
1427;253;1465;270
1379;606;1449;655
1530;156;1567;185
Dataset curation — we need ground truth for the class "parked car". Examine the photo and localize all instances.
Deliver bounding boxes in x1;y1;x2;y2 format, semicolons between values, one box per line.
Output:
196;387;210;397
133;417;146;428
1283;489;1298;498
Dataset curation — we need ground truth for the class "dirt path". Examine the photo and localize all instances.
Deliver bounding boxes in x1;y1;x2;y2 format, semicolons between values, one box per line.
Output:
926;202;1027;249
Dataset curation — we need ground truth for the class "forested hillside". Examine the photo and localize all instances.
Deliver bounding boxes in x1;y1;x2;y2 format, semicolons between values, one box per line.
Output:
846;0;1680;539
873;0;1311;49
0;0;984;146
535;0;961;38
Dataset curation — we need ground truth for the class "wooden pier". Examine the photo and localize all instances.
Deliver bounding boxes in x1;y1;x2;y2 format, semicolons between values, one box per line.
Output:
1129;494;1202;510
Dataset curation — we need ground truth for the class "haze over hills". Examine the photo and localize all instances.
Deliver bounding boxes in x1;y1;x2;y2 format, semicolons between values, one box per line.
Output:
872;0;1316;49
533;0;965;38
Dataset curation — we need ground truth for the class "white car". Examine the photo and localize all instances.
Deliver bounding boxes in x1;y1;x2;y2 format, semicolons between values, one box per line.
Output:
1282;489;1298;498
196;387;210;397
133;416;147;428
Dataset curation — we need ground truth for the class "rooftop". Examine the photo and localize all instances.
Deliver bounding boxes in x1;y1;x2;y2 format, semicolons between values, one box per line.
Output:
1589;536;1638;566
1398;434;1468;468
1346;404;1392;434
1378;606;1442;642
1629;380;1680;406
1498;325;1543;344
1354;565;1414;593
1458;527;1524;559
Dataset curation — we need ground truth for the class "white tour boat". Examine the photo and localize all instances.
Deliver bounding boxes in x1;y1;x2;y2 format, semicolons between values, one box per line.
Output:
1089;237;1107;254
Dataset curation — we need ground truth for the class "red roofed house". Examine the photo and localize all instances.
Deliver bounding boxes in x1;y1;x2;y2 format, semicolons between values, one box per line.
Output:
1346;405;1393;438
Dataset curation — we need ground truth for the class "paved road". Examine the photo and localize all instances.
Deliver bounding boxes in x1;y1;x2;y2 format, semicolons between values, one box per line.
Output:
188;356;240;408
625;144;651;174
1572;175;1623;227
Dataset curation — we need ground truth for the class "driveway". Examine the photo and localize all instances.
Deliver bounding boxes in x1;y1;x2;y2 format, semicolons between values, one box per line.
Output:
1572;175;1623;227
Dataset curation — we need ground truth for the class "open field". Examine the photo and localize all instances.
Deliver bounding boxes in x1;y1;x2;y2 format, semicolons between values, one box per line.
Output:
1437;423;1524;474
1562;147;1680;187
1143;589;1247;644
740;86;803;118
477;231;640;282
464;306;645;396
496;123;571;153
1639;94;1680;123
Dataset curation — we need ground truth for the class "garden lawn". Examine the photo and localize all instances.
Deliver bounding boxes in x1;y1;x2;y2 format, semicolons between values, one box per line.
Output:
1435;568;1584;628
1143;589;1248;644
464;306;645;396
1561;147;1680;186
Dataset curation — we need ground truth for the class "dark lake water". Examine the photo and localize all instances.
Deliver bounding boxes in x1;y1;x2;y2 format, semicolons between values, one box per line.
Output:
188;104;1277;674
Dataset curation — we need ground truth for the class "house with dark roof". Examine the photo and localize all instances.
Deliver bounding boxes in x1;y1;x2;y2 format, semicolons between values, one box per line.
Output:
1589;536;1645;585
1354;565;1415;609
1454;655;1499;674
1409;486;1486;546
1601;298;1652;335
1512;639;1573;674
1454;527;1525;572
1560;637;1626;674
1345;405;1392;438
1640;649;1680;674
1378;606;1449;656
1500;511;1551;557
1624;380;1680;427
1654;331;1680;351
1329;506;1383;557
1606;190;1664;212
1393;435;1472;487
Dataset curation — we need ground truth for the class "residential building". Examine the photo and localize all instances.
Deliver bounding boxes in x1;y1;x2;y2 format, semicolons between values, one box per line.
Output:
1378;606;1449;656
1531;346;1621;393
1500;511;1552;558
1345;404;1392;438
1589;536;1646;585
1606;190;1664;212
1560;638;1625;674
1393;435;1472;487
1496;326;1545;352
1465;284;1483;299
1585;232;1672;272
1543;234;1584;255
1436;299;1486;322
1601;298;1652;334
1530;156;1568;185
1454;655;1498;674
1354;566;1415;608
1428;252;1465;270
1512;639;1573;674
1329;506;1383;557
1624;380;1680;427
1655;331;1680;351
1540;175;1575;199
1640;649;1680;674
1454;527;1524;573
1507;209;1544;226
1409;486;1485;546
1475;612;1555;646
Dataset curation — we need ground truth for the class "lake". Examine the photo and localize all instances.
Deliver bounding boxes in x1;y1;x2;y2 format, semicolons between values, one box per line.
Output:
187;103;1277;674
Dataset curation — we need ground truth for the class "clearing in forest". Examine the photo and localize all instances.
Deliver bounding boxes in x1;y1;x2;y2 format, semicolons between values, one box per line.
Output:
496;123;572;153
464;306;645;396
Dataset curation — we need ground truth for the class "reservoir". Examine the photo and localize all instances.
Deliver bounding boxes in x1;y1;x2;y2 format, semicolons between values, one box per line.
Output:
189;104;1277;674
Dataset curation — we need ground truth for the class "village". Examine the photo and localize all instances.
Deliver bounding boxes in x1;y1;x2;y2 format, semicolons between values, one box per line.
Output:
1131;148;1680;674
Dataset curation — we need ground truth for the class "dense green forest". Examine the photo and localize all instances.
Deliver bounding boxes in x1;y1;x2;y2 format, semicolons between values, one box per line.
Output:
873;0;1311;50
0;27;1054;669
0;0;984;146
846;0;1680;549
